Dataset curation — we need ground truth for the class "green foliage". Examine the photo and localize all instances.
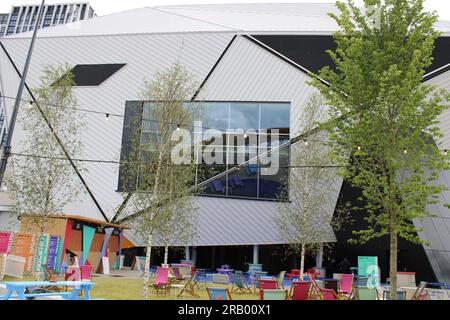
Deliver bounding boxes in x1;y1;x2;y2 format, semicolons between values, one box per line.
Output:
8;64;85;233
274;94;342;261
124;63;200;247
310;0;450;245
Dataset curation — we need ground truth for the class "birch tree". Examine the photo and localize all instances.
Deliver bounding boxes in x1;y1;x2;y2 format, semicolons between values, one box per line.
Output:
125;64;199;299
7;64;84;279
275;94;339;276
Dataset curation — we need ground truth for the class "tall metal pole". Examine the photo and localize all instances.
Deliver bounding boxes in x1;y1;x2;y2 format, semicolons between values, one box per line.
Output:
0;0;46;186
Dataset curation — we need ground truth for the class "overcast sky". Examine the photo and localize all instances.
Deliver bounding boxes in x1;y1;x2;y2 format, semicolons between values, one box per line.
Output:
1;0;450;20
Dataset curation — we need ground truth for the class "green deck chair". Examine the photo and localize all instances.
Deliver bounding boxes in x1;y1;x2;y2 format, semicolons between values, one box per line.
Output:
277;271;286;289
356;286;379;300
261;289;288;300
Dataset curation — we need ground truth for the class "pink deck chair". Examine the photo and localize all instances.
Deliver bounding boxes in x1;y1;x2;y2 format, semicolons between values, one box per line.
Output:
339;274;354;298
320;288;339;300
290;281;311;300
81;265;93;281
260;279;278;290
153;267;170;296
259;279;278;299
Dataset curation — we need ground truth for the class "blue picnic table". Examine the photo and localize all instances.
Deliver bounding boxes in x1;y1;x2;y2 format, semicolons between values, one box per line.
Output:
0;281;95;300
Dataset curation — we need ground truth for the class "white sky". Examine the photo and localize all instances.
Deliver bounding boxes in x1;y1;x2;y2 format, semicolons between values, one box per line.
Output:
1;0;450;21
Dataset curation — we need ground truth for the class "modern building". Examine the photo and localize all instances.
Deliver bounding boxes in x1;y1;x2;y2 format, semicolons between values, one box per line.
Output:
0;3;449;282
0;2;96;37
0;14;8;37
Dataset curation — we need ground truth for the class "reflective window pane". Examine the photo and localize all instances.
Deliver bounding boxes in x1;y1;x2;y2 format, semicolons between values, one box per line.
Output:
230;103;259;130
202;103;229;131
260;103;290;130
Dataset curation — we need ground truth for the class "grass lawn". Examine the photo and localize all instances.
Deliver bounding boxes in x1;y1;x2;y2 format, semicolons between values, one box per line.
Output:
1;276;262;300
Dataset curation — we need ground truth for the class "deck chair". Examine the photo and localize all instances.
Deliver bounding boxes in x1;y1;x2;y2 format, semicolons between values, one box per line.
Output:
153;267;170;296
412;282;428;300
260;279;278;290
339;274;355;299
81;265;93;282
253;271;268;293
42;264;58;282
177;274;200;298
290;281;311;300
261;289;288;300
320;288;340;300
307;273;322;299
207;287;233;300
259;279;278;299
277;271;286;289
356;286;379;300
42;264;64;293
230;273;252;294
171;266;186;284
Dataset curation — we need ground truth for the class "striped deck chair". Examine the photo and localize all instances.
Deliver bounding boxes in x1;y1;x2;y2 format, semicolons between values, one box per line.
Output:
261;289;288;300
207;287;233;300
177;274;200;298
230;273;252;294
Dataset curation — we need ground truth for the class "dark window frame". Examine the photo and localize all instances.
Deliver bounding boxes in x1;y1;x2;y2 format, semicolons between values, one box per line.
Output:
53;63;127;87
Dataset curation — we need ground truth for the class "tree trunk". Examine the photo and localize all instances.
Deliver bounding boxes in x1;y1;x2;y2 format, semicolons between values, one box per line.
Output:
34;234;42;281
389;205;398;300
389;229;398;300
143;234;153;300
164;246;169;265
300;243;306;277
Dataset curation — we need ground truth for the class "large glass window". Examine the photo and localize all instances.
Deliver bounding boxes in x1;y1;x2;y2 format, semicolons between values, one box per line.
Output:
131;101;291;201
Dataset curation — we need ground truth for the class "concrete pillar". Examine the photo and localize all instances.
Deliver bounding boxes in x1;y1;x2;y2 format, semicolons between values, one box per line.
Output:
253;245;259;265
185;246;190;261
192;246;198;265
211;247;216;268
316;243;324;268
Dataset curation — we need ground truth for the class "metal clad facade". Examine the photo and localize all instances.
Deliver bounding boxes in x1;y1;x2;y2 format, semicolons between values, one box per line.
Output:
0;32;235;221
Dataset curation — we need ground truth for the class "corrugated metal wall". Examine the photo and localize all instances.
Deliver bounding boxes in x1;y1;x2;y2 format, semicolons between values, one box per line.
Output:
0;32;235;220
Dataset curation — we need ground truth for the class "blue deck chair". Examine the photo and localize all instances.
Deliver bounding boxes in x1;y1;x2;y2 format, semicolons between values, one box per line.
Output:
231;274;252;294
207;287;232;300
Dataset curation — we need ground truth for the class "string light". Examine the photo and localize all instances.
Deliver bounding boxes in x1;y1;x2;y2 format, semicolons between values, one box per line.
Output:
445;150;448;156
403;148;408;155
304;141;309;146
357;146;362;151
105;113;110;121
177;124;181;131
28;101;33;109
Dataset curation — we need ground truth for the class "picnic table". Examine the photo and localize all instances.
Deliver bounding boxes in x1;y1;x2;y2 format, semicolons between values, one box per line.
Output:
216;268;234;275
0;281;95;300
